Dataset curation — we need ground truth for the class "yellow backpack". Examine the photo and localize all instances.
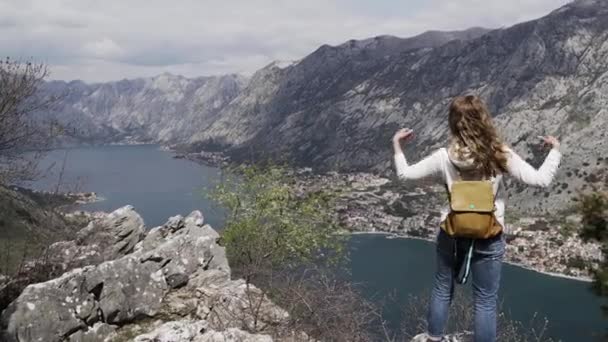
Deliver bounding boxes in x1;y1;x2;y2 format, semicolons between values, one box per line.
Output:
441;180;502;239
440;178;502;284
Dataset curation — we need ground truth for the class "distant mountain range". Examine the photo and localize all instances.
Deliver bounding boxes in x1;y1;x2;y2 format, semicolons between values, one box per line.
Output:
43;73;247;144
42;0;608;211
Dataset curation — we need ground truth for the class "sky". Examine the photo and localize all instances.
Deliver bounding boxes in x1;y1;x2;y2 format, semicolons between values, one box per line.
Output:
0;0;571;83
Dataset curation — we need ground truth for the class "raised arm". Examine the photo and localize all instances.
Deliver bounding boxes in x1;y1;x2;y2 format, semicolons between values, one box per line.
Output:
505;136;561;187
392;128;443;180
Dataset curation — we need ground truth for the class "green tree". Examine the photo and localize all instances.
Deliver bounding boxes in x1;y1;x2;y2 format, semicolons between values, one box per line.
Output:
208;164;389;339
209;163;345;282
577;190;608;317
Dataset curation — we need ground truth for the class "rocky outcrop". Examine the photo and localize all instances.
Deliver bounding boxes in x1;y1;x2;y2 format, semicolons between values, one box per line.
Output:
132;320;273;342
411;332;468;342
0;208;292;342
42;205;145;273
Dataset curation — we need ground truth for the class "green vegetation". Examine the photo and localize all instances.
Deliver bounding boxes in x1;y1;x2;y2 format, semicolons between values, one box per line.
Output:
0;186;86;312
576;190;608;318
504;211;523;225
0;186;78;273
209;164;346;282
208;164;391;340
558;220;578;238
402;290;555;342
565;256;590;270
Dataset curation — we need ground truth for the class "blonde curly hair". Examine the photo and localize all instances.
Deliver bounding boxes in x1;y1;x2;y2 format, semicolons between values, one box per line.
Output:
448;95;508;177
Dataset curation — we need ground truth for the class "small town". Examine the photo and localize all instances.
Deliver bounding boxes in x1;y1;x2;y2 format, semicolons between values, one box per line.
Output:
295;171;604;280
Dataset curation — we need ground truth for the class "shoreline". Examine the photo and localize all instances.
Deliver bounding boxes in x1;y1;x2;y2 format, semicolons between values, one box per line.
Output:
348;231;594;283
104;146;598;284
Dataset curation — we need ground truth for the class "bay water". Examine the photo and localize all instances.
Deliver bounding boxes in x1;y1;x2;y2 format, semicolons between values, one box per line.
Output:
29;145;606;341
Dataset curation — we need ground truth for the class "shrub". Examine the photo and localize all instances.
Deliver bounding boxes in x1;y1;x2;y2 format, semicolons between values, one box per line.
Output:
209;164;382;340
576;190;608;320
209;163;346;283
400;290;554;342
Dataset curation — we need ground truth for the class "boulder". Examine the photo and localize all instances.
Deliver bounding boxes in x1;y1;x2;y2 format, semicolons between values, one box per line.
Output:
0;210;229;342
195;278;289;331
0;209;293;342
42;205;146;273
132;320;274;342
411;332;469;342
68;323;117;342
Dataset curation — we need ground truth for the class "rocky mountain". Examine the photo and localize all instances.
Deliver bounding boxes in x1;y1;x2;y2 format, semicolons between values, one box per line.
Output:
43;27;488;148
43;73;247;145
186;27;490;153
44;0;608;212
191;0;608;212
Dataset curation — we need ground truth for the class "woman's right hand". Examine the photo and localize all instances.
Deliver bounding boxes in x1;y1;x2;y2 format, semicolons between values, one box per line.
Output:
393;128;414;143
539;135;560;150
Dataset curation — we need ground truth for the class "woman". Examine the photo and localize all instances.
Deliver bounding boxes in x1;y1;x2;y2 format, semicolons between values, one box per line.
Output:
392;95;561;342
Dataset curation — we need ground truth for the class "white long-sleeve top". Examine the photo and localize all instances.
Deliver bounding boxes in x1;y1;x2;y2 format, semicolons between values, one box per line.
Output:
393;147;562;233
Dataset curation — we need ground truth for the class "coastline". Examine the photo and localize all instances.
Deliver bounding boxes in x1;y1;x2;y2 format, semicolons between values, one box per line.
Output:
159;146;600;284
11;186;103;207
348;231;594;283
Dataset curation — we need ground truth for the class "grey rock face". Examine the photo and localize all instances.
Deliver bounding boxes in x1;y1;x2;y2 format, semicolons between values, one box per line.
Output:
411;332;468;342
43;27;488;152
43;205;145;273
132;320;274;342
67;323;117;342
193;276;289;330
42;73;248;146
190;28;490;153
0;210;230;342
0;274;7;294
0;209;294;342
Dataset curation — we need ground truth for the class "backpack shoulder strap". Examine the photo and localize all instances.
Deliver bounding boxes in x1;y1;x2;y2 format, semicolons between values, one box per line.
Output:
445;157;463;199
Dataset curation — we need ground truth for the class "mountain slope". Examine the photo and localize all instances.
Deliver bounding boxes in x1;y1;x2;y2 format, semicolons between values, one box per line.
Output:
188;28;490;151
191;0;608;211
43;0;608;212
43;28;488;149
43;73;247;145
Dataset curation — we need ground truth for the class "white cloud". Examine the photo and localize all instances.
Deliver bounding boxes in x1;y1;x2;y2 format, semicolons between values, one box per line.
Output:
0;0;572;82
82;38;124;59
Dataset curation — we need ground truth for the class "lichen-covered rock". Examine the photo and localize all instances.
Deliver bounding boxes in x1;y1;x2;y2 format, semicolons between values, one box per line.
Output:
0;274;8;294
68;323;117;342
195;278;290;331
411;332;469;342
132;320;209;342
42;205;146;272
132;320;274;342
196;328;274;342
0;209;295;342
0;210;230;342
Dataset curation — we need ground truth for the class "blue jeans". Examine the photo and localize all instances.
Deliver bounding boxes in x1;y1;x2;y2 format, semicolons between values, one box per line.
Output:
427;229;505;342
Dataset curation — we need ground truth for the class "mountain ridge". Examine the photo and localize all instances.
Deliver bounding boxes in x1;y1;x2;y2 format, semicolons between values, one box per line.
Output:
42;0;608;212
